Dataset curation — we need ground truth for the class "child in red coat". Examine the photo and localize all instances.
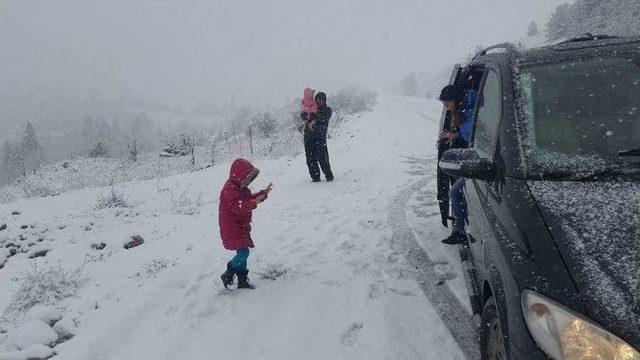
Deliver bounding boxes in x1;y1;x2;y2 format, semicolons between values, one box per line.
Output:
219;158;272;289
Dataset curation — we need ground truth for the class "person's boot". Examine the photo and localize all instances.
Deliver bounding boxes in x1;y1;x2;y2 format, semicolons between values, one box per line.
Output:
220;262;235;290
236;269;255;289
441;231;466;245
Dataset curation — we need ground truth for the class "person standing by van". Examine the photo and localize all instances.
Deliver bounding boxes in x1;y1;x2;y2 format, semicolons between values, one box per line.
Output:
438;85;476;245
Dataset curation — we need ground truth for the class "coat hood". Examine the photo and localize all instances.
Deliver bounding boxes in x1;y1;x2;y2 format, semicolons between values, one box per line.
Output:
528;180;640;346
303;87;315;101
301;87;318;114
229;158;259;186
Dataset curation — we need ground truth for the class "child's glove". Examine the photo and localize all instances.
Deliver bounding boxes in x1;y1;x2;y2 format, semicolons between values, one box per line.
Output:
254;190;268;201
254;183;273;203
307;120;316;131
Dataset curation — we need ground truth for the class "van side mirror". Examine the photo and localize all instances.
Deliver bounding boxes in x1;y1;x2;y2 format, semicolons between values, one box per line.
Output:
439;148;496;181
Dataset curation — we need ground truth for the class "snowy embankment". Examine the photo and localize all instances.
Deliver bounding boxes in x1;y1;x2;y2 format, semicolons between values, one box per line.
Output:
0;95;475;360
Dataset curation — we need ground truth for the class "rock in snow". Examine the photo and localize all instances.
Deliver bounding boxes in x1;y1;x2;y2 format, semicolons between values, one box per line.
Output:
25;306;62;326
0;344;55;360
52;318;76;341
7;320;57;350
124;235;144;249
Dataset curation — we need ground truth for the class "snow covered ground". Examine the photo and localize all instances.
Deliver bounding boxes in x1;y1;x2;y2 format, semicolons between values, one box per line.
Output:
0;95;478;360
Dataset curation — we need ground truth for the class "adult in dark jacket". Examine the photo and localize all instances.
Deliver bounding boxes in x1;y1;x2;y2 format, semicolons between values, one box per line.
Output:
301;92;334;182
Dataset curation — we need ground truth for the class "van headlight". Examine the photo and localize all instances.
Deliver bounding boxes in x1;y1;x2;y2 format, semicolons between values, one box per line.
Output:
522;290;640;360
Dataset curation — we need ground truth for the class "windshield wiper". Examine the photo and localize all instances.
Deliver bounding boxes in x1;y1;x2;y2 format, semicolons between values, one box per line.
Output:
618;148;640;157
575;165;640;181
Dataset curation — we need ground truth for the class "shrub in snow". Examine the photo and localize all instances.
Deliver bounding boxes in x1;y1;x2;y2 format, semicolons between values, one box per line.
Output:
88;141;109;158
6;265;85;315
170;188;202;215
257;263;290;280
331;86;377;117
19;178;61;199
95;185;130;209
142;258;175;278
161;133;194;157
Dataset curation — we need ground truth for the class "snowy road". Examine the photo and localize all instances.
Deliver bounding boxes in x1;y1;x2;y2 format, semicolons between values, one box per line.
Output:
1;96;479;359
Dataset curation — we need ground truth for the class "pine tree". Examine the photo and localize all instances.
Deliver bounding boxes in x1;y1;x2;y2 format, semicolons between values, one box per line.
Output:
21;121;41;153
20;121;44;175
527;21;539;37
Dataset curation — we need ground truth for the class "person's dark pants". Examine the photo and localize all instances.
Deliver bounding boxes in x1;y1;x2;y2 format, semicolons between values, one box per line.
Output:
450;177;467;234
304;136;334;181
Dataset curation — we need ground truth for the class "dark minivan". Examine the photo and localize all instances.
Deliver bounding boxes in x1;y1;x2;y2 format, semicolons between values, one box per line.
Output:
438;35;640;360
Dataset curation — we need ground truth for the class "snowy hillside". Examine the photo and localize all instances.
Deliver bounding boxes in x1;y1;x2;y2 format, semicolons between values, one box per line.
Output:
0;96;477;360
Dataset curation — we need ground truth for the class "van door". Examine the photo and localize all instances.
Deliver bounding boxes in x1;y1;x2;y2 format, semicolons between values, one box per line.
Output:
465;66;503;274
437;65;463;227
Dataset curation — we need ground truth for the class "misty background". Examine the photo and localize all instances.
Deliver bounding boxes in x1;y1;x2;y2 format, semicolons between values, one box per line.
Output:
2;0;636;195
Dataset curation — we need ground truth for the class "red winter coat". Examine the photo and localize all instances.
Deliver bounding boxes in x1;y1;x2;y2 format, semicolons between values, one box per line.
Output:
218;159;266;250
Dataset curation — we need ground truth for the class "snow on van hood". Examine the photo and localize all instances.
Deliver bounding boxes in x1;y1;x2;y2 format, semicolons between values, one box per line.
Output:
528;180;640;343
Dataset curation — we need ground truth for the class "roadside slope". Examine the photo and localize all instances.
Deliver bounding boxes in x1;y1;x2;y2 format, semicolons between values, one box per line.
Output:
1;95;472;360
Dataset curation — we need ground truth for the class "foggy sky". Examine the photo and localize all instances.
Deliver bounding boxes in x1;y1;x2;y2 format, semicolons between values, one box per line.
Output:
0;0;566;109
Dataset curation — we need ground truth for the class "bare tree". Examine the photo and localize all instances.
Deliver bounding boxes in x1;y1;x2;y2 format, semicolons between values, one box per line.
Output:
252;112;277;138
128;131;140;162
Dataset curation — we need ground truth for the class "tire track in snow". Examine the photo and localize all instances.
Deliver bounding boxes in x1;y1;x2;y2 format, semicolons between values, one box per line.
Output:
388;178;480;360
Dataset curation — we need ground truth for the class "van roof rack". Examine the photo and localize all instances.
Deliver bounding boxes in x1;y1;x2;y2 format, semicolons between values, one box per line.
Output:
472;43;519;61
556;33;618;44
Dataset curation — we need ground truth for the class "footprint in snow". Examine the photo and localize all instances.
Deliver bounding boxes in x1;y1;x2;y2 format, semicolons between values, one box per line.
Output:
341;321;364;346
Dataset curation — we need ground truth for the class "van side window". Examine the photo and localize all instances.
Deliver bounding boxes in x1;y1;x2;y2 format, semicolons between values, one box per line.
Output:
473;70;502;157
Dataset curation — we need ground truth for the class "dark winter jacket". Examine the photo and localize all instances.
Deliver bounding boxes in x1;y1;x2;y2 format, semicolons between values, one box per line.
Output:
218;158;266;250
302;104;332;139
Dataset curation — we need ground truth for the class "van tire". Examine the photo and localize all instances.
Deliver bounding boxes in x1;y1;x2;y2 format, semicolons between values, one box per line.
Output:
480;297;510;360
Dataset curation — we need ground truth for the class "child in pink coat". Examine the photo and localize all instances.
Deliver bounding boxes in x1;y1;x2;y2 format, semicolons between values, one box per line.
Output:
300;87;318;132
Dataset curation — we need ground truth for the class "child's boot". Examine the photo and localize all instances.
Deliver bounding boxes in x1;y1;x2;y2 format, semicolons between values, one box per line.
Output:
236;269;255;289
221;262;235;289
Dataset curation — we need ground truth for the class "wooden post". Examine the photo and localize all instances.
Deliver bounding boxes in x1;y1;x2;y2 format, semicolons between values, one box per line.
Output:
248;125;254;155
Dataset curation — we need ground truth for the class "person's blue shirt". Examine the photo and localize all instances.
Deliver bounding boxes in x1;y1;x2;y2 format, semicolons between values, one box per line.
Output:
457;89;477;145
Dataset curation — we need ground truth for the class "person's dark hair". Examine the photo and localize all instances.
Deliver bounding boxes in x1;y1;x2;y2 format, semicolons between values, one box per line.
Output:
439;85;461;102
315;92;327;103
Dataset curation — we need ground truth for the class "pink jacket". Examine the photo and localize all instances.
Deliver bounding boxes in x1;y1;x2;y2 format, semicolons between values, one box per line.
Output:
301;87;318;115
218;159;266;250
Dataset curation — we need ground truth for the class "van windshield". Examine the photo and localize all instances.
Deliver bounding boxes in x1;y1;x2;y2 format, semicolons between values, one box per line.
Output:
519;55;640;179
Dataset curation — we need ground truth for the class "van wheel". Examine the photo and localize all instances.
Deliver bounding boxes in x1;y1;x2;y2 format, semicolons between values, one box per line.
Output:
481;297;509;360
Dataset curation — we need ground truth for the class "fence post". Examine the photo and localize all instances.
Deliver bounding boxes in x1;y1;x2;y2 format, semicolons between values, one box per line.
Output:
248;125;254;155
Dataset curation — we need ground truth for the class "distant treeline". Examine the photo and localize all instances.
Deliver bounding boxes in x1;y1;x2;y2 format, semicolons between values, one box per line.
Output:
0;86;377;188
547;0;640;42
